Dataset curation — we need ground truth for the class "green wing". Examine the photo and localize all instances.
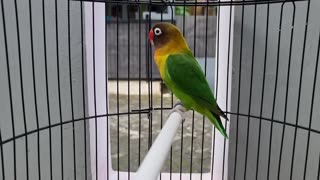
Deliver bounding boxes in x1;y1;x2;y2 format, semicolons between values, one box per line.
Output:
166;53;218;114
165;53;228;137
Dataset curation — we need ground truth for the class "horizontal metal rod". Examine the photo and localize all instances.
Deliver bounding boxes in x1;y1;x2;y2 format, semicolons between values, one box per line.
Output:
134;111;183;180
71;0;308;6
2;109;320;146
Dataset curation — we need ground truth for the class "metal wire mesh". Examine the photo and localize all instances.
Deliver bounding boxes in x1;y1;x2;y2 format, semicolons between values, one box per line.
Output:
0;0;320;180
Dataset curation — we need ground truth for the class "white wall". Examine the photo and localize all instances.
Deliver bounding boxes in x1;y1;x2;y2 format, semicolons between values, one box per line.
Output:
0;0;89;179
228;1;320;180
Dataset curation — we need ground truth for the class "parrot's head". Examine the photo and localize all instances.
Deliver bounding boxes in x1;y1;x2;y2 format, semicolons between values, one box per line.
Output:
149;22;187;50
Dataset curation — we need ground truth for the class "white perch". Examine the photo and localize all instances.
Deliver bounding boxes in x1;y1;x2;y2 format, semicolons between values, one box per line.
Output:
134;111;184;180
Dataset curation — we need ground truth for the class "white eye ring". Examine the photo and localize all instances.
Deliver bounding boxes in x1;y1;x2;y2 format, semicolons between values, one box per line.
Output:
154;28;162;36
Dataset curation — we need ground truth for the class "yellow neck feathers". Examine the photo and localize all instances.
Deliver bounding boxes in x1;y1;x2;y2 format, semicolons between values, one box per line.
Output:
154;39;189;79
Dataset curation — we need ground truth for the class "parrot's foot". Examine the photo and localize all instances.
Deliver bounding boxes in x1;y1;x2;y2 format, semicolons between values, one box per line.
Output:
168;102;188;123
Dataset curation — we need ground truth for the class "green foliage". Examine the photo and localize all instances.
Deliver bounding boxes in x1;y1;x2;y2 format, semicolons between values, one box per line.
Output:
175;6;190;16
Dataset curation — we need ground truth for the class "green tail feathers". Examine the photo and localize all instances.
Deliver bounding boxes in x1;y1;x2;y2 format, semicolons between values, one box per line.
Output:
206;110;228;138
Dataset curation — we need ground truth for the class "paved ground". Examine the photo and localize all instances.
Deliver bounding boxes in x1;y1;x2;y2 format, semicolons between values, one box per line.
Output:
108;91;215;173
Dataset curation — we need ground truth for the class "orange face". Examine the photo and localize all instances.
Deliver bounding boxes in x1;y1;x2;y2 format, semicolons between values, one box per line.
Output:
149;22;189;53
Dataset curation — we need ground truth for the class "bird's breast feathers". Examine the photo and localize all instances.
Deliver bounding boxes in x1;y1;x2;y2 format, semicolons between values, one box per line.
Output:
154;44;190;79
154;53;169;79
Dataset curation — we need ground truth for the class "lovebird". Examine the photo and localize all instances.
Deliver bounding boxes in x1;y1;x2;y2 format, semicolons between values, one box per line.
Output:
149;22;228;138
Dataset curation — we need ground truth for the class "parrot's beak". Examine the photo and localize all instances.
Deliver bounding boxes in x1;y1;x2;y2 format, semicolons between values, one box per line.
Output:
149;30;154;45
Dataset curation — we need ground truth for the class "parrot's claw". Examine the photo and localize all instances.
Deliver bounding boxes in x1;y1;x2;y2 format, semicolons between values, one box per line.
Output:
168;102;188;123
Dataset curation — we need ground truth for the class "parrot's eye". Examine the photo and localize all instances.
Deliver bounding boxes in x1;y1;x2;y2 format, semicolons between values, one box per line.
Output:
154;28;162;36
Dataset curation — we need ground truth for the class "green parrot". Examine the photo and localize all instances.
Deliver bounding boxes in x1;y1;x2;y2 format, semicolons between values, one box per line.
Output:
148;22;228;138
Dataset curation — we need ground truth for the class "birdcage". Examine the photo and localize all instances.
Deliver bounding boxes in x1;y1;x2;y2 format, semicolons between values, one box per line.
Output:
0;0;319;180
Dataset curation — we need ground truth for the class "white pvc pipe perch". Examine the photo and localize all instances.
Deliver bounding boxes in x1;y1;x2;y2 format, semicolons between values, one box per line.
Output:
134;105;186;180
